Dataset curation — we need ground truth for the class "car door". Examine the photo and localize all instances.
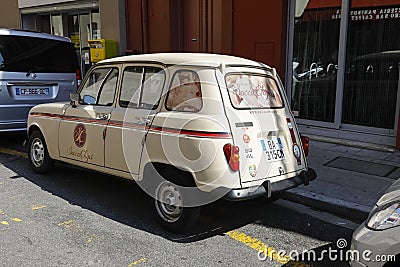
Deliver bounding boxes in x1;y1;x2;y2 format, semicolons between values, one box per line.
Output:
105;65;166;174
59;66;119;166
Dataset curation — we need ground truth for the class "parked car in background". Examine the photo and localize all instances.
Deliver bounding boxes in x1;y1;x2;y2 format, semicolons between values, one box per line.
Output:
350;178;400;266
27;53;316;232
0;28;81;131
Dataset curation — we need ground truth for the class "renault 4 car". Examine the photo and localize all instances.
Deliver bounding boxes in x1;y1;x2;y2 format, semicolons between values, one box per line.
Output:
27;53;316;232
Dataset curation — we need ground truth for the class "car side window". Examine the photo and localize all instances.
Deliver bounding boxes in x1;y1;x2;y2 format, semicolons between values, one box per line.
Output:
140;67;165;110
98;69;119;106
119;66;143;108
166;70;202;112
120;66;165;110
80;67;118;106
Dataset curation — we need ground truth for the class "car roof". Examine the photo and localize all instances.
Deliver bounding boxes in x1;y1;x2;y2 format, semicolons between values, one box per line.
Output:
101;53;273;69
0;28;71;42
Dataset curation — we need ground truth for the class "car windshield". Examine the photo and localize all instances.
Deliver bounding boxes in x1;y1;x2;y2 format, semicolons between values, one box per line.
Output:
226;74;284;109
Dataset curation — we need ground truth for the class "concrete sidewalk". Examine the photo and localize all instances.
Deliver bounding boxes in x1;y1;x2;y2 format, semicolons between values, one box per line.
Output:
282;138;400;223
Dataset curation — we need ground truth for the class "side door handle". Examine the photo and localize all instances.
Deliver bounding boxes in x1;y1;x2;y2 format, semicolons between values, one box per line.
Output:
137;118;151;125
96;113;110;120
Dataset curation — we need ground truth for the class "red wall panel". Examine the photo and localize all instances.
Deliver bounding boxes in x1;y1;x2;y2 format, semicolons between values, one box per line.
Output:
232;0;286;76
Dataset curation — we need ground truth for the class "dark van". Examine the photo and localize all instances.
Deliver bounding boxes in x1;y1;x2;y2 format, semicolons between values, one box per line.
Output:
0;28;81;131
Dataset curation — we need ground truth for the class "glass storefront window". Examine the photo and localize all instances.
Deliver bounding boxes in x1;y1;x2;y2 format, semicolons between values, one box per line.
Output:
79;14;90;49
51;14;63;36
291;0;342;123
91;11;101;39
67;14;80;50
343;2;400;129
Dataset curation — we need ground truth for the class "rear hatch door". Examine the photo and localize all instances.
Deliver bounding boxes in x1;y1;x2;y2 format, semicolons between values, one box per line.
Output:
218;69;306;184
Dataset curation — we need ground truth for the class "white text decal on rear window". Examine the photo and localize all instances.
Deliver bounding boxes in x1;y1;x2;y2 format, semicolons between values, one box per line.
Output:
226;74;283;109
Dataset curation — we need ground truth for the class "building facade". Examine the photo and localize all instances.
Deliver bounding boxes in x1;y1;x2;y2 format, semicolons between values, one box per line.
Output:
1;0;400;149
288;0;400;150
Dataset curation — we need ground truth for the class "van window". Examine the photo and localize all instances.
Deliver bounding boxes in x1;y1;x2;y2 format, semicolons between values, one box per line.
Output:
166;70;202;112
226;74;284;109
0;35;79;73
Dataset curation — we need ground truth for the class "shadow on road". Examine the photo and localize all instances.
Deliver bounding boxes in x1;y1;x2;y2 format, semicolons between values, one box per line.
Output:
0;133;352;266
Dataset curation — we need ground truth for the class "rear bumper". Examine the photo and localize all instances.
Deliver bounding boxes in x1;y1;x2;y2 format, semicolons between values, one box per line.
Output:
223;168;317;201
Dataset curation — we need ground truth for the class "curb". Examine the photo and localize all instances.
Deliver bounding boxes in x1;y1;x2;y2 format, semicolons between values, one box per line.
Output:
306;134;396;153
0;148;28;159
281;190;370;224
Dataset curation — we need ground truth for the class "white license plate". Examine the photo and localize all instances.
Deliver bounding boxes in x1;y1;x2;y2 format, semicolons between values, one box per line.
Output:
260;138;285;162
16;88;50;96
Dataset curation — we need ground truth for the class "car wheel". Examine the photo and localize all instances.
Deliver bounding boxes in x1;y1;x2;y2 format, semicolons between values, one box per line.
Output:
28;130;54;173
154;178;200;233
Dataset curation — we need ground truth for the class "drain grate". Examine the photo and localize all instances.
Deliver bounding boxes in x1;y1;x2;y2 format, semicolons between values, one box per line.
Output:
324;156;398;178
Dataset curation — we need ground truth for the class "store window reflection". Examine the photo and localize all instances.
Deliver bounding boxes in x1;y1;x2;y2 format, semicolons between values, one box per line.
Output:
343;2;400;129
292;0;341;123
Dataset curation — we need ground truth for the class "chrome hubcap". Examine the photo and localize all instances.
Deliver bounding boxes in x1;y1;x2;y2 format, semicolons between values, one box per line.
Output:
30;137;44;167
155;181;183;223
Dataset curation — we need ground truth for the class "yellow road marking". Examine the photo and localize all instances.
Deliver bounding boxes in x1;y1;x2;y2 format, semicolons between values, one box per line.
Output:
128;258;147;266
32;205;46;211
1;221;9;225
225;230;310;266
58;220;74;228
11;218;22;222
0;148;28;159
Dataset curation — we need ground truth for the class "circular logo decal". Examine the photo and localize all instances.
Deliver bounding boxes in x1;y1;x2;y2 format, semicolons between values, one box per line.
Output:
74;124;87;148
243;134;251;143
293;144;301;159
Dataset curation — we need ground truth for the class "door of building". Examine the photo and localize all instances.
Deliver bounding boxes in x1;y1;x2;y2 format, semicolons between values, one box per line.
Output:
183;0;201;52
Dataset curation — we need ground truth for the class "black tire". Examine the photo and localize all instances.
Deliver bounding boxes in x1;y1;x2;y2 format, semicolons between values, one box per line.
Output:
154;173;200;233
28;130;54;174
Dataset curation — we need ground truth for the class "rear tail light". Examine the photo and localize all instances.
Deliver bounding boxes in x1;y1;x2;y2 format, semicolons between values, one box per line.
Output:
76;68;82;86
223;143;240;172
301;135;310;157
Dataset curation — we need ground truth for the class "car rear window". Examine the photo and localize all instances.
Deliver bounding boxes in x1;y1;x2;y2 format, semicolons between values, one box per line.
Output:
226;74;284;109
0;35;79;73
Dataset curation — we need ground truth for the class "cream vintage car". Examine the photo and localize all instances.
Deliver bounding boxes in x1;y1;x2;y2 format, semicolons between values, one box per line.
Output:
27;53;316;232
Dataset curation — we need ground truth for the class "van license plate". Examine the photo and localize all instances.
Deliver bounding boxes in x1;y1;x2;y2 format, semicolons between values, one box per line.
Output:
261;138;285;162
16;88;50;96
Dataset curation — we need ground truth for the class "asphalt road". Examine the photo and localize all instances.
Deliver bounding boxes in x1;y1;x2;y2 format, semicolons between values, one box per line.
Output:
0;133;356;267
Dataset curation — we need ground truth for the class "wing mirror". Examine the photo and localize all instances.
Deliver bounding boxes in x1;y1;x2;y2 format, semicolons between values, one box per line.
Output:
83;95;96;105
